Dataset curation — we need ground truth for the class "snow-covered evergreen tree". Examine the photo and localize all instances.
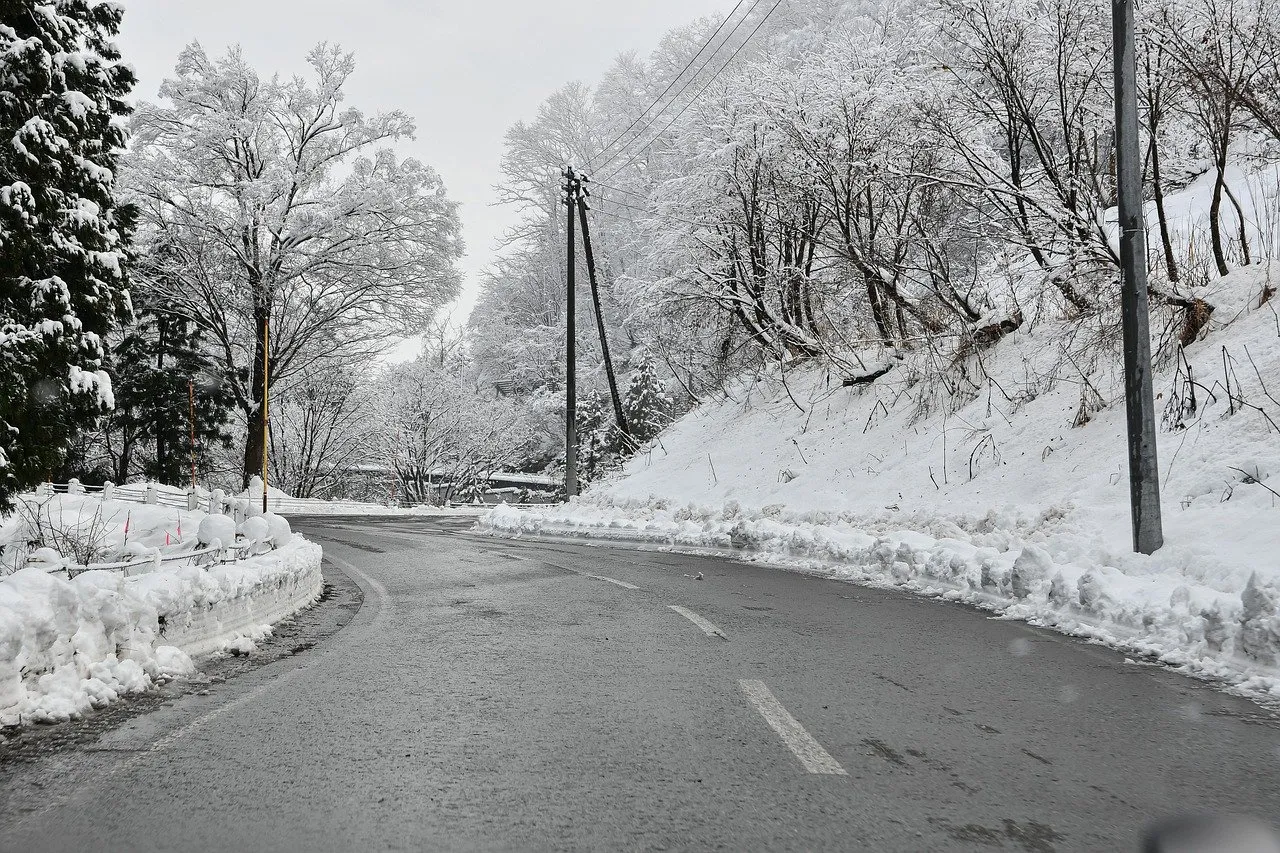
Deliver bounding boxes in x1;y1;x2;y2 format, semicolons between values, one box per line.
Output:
0;0;134;509
576;390;616;484
622;353;673;446
99;298;234;485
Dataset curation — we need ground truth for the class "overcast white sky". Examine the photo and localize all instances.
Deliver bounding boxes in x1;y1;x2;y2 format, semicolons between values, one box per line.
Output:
116;0;732;360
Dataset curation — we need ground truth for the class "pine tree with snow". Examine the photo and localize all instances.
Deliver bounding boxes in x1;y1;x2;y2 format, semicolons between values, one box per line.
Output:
576;390;615;484
622;352;673;446
98;294;234;485
0;1;134;509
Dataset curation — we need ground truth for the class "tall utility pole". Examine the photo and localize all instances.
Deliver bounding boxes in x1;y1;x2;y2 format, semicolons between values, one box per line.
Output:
1113;0;1164;554
576;175;630;442
562;167;579;499
262;314;270;514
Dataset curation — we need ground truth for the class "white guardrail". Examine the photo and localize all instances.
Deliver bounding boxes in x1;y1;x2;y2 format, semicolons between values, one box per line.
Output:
26;480;277;577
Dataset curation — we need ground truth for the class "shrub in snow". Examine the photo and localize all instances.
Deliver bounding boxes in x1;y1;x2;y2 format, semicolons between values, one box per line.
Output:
121;540;153;559
237;517;270;546
25;547;66;571
261;513;292;548
197;514;235;548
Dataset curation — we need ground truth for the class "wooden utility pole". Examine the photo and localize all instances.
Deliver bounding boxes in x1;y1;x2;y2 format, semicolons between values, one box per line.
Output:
576;175;630;442
1113;0;1164;554
562;167;579;499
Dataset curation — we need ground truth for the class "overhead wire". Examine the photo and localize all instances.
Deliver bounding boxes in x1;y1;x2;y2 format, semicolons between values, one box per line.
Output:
592;0;765;173
590;0;752;171
600;0;785;184
589;194;719;229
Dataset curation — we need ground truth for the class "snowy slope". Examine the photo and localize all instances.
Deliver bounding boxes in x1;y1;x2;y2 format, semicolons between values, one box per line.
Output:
484;260;1280;700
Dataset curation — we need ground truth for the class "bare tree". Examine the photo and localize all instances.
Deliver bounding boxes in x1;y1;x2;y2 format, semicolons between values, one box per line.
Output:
124;43;463;486
269;359;378;498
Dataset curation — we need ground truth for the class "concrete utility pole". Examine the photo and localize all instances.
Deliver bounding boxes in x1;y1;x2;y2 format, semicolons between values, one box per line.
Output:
1112;0;1164;554
562;167;579;499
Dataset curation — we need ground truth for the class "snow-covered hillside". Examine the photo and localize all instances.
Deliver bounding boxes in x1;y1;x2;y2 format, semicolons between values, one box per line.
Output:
484;256;1280;697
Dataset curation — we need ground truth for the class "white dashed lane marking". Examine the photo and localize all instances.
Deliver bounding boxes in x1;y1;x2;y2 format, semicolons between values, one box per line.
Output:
739;679;848;775
588;575;641;590
667;605;727;639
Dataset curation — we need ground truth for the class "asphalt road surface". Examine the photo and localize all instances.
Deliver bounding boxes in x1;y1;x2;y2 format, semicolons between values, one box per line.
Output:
1;515;1278;852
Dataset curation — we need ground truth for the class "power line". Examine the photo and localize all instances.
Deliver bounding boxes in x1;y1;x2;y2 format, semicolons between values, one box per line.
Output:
582;177;648;199
601;0;786;183
592;195;719;230
593;0;762;171
590;0;753;171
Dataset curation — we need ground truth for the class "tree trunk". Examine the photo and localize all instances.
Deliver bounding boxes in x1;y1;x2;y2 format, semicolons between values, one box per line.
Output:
242;306;268;488
1208;144;1230;278
116;427;133;484
1149;135;1178;283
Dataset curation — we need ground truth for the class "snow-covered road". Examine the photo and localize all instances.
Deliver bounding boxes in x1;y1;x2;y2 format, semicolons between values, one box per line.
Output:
2;515;1277;851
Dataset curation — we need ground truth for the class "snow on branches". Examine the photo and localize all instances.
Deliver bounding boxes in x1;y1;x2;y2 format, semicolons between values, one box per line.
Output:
0;0;134;508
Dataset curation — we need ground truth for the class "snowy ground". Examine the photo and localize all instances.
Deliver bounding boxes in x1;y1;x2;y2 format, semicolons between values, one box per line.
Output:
245;482;491;517
483;262;1280;701
0;491;322;726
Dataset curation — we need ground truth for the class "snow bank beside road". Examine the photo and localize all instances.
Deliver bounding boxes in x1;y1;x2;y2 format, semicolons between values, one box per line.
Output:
482;267;1280;699
484;500;1280;697
0;495;323;726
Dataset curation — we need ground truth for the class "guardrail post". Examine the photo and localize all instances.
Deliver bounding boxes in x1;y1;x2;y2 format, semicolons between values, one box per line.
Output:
103;481;115;501
36;482;53;497
144;483;157;505
186;488;199;511
232;500;246;525
67;478;85;495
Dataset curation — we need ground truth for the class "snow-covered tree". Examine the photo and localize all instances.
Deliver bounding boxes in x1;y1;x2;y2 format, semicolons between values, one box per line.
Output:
124;43;464;487
269;357;378;499
0;0;134;509
95;294;235;484
622;352;673;445
375;357;537;504
576;390;620;483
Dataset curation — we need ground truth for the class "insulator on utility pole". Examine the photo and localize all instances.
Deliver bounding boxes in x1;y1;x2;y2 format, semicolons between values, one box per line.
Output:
1112;0;1164;554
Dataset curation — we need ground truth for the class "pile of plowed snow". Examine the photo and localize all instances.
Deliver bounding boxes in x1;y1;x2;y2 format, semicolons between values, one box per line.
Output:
484;265;1280;699
0;492;322;725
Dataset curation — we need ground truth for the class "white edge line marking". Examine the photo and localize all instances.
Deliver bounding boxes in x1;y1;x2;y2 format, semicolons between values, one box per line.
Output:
9;549;390;831
154;553;390;753
667;605;727;639
738;679;848;775
588;574;640;590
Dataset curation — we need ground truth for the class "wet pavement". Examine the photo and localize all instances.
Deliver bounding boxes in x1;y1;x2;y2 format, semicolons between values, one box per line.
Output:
1;515;1277;852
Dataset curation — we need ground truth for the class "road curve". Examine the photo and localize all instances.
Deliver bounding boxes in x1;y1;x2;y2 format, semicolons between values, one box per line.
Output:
1;515;1277;852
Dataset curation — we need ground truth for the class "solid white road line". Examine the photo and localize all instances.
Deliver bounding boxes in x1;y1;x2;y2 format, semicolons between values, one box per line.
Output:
588;574;640;590
738;679;849;775
667;605;728;639
150;553;391;753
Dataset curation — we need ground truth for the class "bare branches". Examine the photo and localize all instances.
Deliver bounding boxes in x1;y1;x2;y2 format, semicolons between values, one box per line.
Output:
123;43;464;482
